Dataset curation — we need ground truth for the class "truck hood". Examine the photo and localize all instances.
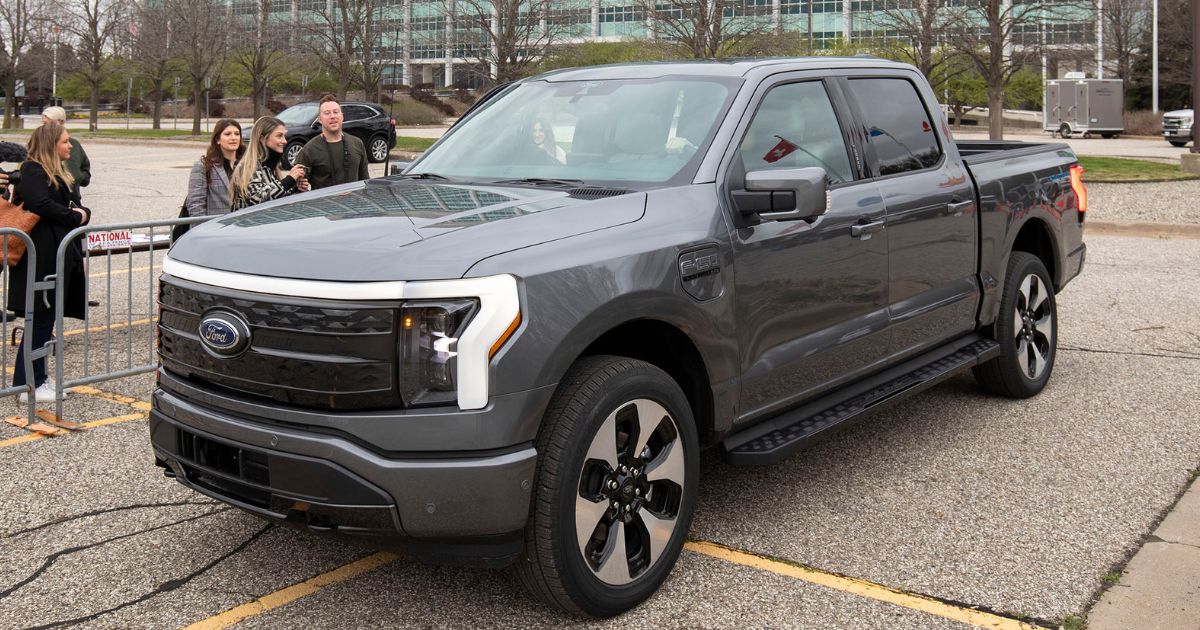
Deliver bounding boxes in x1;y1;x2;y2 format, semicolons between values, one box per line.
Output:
168;179;647;281
1164;109;1194;117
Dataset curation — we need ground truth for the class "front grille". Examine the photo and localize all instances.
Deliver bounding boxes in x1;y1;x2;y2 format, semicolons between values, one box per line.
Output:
159;275;401;410
1163;117;1190;130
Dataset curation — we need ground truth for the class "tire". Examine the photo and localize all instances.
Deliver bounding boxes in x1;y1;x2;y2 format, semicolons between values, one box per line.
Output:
513;355;698;618
1058;123;1072;139
974;252;1058;398
1168;140;1188;147
368;134;389;163
283;140;305;169
1100;132;1116;139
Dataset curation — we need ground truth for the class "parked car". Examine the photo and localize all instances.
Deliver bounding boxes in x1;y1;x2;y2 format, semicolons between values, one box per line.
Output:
156;58;1087;617
242;101;397;166
1163;109;1194;147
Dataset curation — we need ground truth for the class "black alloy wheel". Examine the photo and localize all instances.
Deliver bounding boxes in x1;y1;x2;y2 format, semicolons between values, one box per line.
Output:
974;252;1058;398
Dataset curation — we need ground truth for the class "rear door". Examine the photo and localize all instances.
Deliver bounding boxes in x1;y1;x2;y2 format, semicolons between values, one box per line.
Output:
342;104;380;144
840;73;978;360
723;74;891;420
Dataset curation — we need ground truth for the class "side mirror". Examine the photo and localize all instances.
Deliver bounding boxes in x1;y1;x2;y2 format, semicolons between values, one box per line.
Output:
311;120;321;130
734;167;828;223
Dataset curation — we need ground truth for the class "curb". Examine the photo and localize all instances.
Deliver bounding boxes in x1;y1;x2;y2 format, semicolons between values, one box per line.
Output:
1086;221;1200;239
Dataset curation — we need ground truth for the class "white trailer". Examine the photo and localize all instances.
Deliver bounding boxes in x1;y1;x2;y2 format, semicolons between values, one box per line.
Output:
1044;74;1124;138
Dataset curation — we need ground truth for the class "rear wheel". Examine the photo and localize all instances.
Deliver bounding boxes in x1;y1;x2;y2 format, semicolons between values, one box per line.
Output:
1058;123;1072;139
514;356;698;617
368;134;389;163
974;252;1057;398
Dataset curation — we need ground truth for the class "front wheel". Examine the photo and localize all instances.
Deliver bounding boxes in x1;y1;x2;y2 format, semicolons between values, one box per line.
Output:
283;140;305;169
368;134;389;163
1058;123;1072;139
974;252;1058;398
514;356;698;617
1168;139;1188;147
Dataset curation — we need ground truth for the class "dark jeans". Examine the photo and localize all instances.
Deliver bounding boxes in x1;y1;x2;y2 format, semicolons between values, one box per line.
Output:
13;311;54;388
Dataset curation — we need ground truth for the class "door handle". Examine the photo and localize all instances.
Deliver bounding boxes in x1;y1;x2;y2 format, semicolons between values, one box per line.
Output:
946;200;974;216
851;219;885;238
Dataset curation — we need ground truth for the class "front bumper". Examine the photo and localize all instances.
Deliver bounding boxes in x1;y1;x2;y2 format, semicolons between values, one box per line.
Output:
150;383;539;562
1163;127;1192;140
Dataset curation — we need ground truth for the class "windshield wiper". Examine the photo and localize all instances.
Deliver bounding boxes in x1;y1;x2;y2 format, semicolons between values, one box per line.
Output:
401;172;451;181
491;177;585;189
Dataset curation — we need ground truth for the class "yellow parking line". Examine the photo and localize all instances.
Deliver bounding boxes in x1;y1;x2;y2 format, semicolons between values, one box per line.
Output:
0;412;145;449
686;540;1039;630
183;552;398;630
70;385;153;412
88;265;153;279
63;317;156;337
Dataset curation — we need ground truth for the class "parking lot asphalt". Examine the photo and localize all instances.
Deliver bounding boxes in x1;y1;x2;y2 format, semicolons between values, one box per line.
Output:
0;143;1197;629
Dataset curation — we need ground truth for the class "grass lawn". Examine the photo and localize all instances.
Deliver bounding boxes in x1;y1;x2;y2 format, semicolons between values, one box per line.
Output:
394;136;437;152
1077;156;1200;183
66;128;204;140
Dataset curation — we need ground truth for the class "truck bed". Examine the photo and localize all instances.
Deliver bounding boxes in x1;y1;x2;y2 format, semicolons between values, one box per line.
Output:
955;140;1071;165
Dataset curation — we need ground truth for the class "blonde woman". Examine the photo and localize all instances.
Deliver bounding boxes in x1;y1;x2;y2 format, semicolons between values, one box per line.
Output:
8;122;91;402
230;116;308;210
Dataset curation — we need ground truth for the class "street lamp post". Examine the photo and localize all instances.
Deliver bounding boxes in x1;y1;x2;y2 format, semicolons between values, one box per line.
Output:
1191;0;1198;154
1152;0;1158;112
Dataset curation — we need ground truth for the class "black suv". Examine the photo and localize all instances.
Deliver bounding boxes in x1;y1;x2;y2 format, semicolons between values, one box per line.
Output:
243;101;398;166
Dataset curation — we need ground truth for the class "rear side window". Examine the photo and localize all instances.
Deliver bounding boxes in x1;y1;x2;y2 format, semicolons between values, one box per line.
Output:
342;105;375;122
847;78;942;176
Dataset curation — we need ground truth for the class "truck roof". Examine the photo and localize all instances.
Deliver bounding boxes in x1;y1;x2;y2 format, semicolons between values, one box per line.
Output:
532;56;916;82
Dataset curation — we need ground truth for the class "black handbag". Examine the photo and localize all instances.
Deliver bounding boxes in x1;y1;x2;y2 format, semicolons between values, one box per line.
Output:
172;202;190;241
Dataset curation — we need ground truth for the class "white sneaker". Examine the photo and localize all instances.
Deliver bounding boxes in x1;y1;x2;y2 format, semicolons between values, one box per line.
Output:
17;382;66;404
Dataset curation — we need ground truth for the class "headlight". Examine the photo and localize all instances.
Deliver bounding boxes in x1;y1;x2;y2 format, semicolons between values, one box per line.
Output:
398;299;478;406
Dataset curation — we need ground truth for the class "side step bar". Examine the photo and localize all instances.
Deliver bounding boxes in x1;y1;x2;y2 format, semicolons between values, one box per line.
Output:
722;336;1001;466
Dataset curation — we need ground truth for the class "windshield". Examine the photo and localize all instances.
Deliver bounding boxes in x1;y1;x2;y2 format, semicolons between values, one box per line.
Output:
410;77;739;185
278;103;318;126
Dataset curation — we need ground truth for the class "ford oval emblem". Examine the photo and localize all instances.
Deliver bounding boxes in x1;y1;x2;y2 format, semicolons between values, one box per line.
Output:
198;312;251;357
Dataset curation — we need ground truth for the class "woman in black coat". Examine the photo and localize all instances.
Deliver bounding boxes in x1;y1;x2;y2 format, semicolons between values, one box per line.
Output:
8;122;91;400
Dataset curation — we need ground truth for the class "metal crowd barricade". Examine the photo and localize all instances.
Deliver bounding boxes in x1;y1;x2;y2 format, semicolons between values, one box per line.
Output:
0;227;39;424
48;215;217;421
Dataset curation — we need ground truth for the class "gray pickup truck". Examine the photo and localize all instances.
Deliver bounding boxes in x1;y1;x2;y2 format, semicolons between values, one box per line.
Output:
152;57;1086;616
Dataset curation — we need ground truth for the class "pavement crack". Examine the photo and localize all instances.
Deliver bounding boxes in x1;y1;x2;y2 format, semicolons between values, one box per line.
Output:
2;500;222;539
25;523;272;630
0;506;230;599
1060;345;1200;361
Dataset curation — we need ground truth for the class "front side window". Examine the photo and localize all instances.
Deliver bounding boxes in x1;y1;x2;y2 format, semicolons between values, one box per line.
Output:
738;81;854;184
846;78;942;176
409;77;739;185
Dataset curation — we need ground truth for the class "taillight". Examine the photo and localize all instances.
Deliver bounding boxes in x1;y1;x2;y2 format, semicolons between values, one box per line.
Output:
1069;164;1087;217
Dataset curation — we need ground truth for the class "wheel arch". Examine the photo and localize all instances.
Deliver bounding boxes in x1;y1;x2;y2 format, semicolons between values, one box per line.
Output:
576;319;717;448
1010;217;1059;289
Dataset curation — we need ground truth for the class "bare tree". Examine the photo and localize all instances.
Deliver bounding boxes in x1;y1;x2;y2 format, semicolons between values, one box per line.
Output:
867;0;956;81
301;0;376;99
168;0;225;134
1096;0;1149;83
0;0;44;128
635;0;774;59
447;0;577;85
230;0;293;118
943;0;1061;139
130;0;173;128
59;0;126;131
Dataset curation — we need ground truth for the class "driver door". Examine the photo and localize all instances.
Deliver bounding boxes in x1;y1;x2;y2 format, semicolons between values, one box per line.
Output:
727;78;891;420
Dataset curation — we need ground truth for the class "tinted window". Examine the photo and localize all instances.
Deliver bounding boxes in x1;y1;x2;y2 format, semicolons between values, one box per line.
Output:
738;81;854;184
847;78;942;176
342;105;376;122
277;103;318;126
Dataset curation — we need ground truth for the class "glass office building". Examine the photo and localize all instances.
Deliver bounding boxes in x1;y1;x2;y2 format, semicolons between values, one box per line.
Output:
232;0;1098;88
